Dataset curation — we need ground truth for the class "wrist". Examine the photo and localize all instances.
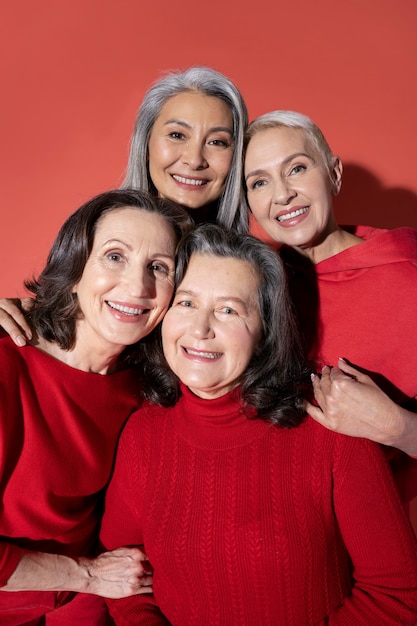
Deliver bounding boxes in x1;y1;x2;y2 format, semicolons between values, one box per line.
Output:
386;406;417;456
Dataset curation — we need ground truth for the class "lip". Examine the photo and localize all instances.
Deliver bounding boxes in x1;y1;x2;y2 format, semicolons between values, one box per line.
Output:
274;206;310;227
182;346;222;360
106;300;150;322
171;174;209;188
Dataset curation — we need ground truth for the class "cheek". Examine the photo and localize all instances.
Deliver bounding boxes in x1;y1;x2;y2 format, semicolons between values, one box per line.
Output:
212;152;233;180
149;142;176;171
156;282;175;309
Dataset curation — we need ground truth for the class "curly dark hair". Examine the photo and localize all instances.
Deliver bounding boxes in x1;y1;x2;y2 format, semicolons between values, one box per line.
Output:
141;223;312;427
24;189;194;364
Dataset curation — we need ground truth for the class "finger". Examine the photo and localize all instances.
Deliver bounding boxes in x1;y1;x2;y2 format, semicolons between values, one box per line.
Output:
137;575;153;587
137;585;153;595
0;314;32;345
305;401;325;423
337;358;365;380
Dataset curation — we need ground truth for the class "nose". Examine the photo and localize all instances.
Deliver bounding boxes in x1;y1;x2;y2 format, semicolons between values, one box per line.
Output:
189;308;214;339
181;140;208;170
273;178;296;205
125;264;155;299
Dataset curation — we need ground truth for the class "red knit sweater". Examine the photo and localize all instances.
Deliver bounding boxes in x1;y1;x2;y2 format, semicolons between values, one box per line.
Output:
101;385;417;625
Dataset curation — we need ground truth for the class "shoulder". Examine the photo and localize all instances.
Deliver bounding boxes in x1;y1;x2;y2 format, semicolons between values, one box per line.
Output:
119;401;172;441
301;415;383;468
0;336;32;379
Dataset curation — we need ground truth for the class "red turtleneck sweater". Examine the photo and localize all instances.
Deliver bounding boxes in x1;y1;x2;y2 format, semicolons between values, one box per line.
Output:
101;384;417;625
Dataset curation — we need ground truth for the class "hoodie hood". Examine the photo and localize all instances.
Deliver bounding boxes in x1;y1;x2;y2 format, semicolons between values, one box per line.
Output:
316;225;417;274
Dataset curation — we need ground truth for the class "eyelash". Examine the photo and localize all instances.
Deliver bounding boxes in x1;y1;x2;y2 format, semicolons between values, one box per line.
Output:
105;253;170;275
150;262;169;274
107;252;123;263
167;132;231;148
249;163;308;190
289;164;307;175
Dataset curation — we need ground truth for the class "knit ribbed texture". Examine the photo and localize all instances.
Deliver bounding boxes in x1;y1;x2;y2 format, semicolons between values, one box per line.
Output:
102;385;417;625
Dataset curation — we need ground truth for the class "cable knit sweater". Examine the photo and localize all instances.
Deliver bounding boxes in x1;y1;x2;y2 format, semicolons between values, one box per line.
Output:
101;384;417;625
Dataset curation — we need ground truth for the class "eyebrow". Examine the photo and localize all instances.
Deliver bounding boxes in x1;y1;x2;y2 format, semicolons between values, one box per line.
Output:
175;289;251;307
163;119;233;135
245;152;315;181
102;239;175;260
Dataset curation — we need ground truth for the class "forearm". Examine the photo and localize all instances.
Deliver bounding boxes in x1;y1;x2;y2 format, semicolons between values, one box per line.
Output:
1;551;89;592
1;547;152;598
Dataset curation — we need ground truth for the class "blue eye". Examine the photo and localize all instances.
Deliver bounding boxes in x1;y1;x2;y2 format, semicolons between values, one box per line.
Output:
289;164;307;175
252;179;266;190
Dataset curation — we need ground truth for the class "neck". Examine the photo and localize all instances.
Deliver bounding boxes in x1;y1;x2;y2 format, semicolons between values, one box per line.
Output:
294;226;363;264
187;201;218;225
34;335;123;375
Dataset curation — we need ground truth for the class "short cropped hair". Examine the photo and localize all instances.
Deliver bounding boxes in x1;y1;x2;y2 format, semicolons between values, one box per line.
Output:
123;66;248;233
245;110;340;193
142;223;310;427
25;189;193;354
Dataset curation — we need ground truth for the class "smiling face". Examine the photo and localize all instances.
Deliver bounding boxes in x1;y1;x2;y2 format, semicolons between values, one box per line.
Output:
148;92;234;210
72;207;176;355
245;126;342;255
161;252;263;399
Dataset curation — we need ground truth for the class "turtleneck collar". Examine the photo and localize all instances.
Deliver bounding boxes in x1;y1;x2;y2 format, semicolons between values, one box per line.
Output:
170;383;274;450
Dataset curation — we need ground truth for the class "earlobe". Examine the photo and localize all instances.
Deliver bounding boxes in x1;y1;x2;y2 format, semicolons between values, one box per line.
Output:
332;157;343;196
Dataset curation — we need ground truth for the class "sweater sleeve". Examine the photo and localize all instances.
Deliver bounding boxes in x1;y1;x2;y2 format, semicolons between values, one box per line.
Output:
0;350;29;586
329;436;417;625
101;412;170;624
0;545;26;587
106;596;170;626
100;412;144;551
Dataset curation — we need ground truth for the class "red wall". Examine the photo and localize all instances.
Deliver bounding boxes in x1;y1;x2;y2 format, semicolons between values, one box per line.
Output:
1;0;416;294
1;0;417;525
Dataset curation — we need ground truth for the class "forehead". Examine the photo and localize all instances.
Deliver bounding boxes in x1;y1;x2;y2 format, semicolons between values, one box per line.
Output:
156;91;233;126
248;126;314;155
181;253;260;294
94;207;175;246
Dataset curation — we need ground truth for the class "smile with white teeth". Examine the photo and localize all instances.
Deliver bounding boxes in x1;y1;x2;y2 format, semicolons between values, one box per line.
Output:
277;207;309;222
107;301;146;316
172;175;206;186
184;347;222;359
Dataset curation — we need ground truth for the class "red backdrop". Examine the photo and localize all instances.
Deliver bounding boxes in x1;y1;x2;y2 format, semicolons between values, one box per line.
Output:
1;0;417;523
1;0;416;294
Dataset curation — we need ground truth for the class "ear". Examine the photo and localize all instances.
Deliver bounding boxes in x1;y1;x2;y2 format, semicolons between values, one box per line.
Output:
331;157;343;196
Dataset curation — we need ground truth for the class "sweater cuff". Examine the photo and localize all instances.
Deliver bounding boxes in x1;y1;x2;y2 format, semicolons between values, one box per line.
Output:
0;544;26;586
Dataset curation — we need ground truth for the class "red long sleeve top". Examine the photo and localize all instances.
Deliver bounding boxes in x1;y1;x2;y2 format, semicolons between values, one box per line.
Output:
0;336;141;586
281;225;417;500
101;385;417;625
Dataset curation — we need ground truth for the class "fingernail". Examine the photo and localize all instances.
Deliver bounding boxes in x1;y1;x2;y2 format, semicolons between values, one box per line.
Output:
310;373;316;382
15;335;27;347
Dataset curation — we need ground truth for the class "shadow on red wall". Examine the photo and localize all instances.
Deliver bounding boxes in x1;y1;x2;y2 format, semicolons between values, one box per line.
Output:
335;163;417;230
